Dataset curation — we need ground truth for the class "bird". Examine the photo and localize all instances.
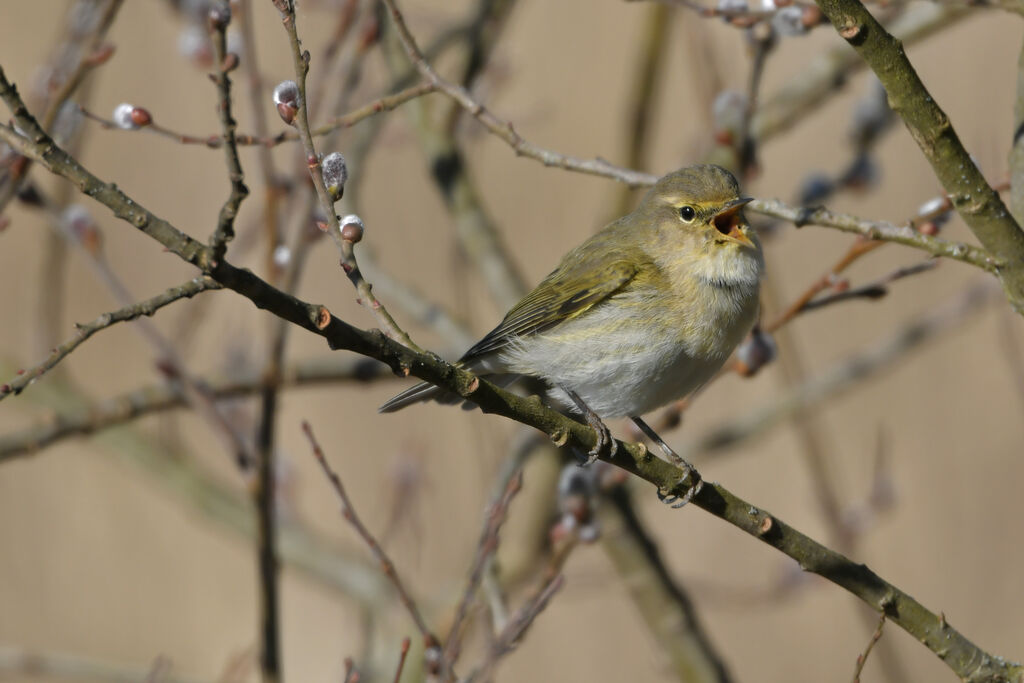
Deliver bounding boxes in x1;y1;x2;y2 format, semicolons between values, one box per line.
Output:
381;164;763;494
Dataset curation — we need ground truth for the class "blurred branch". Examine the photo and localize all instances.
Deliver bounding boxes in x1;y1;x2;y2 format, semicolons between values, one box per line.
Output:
0;646;207;683
441;468;524;676
1;276;220;401
614;1;674;216
815;0;1024;314
0;0;124;217
378;0;657;187
753;3;967;143
684;283;996;460
0;355;394;462
1;64;1019;683
601;486;733;683
303;421;440;650
382;0;527;311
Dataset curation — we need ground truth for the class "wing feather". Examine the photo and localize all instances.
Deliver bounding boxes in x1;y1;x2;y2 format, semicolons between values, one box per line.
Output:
460;258;639;360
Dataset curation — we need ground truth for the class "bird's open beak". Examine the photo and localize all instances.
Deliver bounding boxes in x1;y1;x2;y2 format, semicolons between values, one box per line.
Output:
712;197;755;247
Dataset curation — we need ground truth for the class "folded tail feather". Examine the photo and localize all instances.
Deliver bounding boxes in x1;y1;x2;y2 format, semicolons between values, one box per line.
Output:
378;372;520;413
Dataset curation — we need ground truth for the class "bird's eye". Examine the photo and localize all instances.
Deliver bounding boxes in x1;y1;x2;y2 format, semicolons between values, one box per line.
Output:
679;205;697;222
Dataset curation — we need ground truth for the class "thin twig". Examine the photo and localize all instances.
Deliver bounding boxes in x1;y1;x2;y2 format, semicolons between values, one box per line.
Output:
302;421;438;647
1;276;219;400
379;0;657;188
750;198;996;271
442;469;524;673
801;259;937;312
79;82;437;149
851;614;887;683
391;638;411;683
272;0;422;351
208;6;249;260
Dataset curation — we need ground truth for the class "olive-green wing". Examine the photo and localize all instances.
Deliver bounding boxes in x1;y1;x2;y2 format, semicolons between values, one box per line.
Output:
460;258;640;360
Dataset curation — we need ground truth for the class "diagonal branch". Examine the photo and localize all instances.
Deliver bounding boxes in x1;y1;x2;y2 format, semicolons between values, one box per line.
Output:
1;276;220;400
814;0;1024;314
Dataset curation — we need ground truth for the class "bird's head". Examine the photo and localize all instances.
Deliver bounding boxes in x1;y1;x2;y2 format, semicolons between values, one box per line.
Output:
637;164;764;287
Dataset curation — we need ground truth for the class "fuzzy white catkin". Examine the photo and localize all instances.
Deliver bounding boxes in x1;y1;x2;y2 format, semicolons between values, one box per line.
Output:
112;103;139;130
272;80;299;107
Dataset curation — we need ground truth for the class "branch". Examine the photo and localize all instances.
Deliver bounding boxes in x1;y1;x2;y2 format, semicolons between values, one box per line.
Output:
207;5;249;260
0;276;220;400
749;198;996;271
378;0;657;188
814;0;1024;313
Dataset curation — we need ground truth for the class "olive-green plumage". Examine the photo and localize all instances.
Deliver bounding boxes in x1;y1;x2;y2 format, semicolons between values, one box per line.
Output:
380;164;764;419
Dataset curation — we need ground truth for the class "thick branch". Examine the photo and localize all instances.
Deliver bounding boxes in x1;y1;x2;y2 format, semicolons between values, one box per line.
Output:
814;0;1024;313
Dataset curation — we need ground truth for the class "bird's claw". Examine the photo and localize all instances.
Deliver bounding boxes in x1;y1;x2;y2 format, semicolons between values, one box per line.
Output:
580;413;616;466
657;463;703;509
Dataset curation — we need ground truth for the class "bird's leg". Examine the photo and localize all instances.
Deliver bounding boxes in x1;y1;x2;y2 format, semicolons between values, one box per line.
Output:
563;387;617;465
630;416;703;509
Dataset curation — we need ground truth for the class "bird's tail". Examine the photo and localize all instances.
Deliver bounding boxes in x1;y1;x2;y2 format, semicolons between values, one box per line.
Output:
379;371;520;413
378;381;464;413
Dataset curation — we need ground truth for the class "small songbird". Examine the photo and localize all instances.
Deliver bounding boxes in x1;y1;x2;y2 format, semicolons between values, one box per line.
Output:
381;164;763;472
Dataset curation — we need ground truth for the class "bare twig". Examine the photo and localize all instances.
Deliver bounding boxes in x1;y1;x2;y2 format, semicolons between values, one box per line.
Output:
0;646;207;683
1;276;219;400
749;198;996;271
851;614;887;683
442;469;524;673
207;5;249;261
302;421;438;647
272;0;421;351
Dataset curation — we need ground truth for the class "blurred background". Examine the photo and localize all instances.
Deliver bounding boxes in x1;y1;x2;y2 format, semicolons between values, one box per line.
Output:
1;0;1024;681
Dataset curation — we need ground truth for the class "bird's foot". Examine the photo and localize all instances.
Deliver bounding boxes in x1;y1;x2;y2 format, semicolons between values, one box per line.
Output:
563;387;617;466
657;462;703;509
580;409;617;466
631;415;703;508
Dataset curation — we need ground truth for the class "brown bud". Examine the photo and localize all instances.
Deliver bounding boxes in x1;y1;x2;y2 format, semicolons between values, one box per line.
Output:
918;221;939;236
130;107;152;127
315;306;332;329
276;102;297;125
340;216;364;243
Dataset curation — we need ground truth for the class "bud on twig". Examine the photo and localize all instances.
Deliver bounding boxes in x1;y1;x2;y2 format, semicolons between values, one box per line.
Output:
273;80;300;125
322;152;348;202
208;2;232;30
112;103;151;130
735;328;777;377
340;214;364;243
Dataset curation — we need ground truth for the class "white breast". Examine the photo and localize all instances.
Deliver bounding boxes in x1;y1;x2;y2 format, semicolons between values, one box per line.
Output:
498;276;759;418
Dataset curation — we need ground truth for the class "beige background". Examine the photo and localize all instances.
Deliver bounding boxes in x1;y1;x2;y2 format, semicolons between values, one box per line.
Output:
2;1;1024;681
